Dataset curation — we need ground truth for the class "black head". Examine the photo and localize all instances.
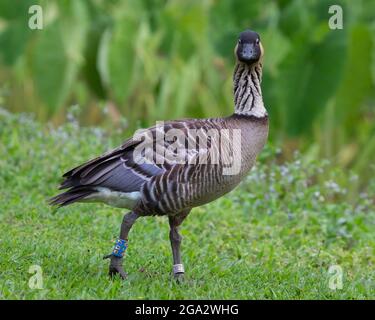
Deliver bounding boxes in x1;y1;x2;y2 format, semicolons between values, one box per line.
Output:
235;30;262;64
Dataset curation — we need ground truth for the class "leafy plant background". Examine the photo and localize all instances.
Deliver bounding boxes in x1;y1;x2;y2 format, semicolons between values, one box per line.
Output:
0;0;374;193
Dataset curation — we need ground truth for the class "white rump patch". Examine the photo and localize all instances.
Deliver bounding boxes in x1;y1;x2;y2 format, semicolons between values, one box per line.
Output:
85;187;141;209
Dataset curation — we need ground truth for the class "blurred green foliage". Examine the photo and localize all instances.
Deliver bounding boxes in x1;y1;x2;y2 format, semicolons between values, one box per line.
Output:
0;0;374;187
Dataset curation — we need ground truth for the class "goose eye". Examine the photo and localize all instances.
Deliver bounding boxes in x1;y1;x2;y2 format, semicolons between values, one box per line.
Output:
256;38;260;44
238;39;242;44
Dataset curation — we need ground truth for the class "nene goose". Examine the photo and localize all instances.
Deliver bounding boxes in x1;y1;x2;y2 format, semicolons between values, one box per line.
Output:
50;29;269;280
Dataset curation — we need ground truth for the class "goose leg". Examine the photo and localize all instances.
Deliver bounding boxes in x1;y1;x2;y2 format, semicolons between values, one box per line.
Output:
104;211;139;279
169;210;189;281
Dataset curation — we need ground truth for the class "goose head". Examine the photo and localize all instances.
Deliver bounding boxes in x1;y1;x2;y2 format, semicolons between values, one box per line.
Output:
235;30;263;65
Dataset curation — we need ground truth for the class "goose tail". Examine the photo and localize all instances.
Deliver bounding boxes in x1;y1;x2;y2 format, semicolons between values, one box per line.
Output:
49;187;95;207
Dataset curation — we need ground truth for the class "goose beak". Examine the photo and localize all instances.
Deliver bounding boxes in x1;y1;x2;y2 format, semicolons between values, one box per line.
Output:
238;43;259;64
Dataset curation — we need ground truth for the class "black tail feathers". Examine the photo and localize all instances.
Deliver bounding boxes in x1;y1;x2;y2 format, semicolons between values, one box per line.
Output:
49;187;95;207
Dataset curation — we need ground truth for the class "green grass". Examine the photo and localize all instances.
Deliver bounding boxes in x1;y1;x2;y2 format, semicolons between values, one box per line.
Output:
0;109;374;299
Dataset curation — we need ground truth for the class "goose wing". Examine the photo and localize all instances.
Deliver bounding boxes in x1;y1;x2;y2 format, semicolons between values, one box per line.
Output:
57;118;218;194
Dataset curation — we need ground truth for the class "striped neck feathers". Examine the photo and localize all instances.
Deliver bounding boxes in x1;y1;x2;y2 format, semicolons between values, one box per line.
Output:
233;62;267;118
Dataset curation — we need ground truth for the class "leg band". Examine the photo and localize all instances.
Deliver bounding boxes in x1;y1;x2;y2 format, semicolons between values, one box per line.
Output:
112;239;128;258
173;264;184;274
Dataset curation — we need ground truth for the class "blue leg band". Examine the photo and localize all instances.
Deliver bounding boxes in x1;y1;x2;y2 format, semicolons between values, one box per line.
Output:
112;239;128;258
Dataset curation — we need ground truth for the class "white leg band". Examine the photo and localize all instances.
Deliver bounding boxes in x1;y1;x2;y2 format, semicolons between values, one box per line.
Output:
173;264;185;274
